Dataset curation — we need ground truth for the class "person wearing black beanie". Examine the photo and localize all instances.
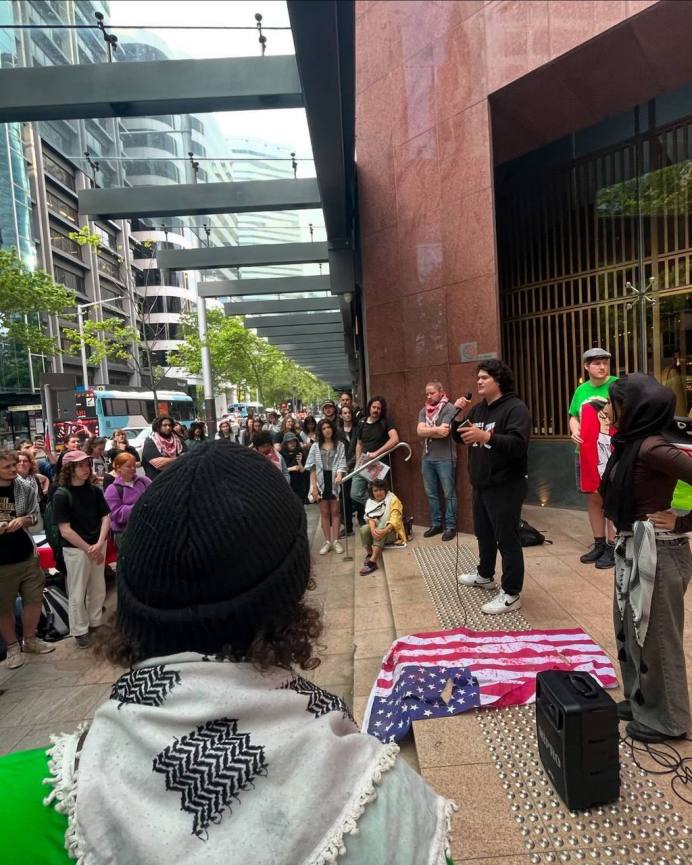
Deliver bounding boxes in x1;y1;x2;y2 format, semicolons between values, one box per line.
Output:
19;439;457;865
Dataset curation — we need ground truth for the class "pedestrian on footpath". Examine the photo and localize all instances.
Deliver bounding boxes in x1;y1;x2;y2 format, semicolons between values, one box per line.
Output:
351;397;399;526
13;441;455;865
600;373;692;743
142;415;184;481
301;415;318;447
104;452;151;549
53;450;111;649
186;422;207;451
239;416;260;447
321;399;338;425
452;360;531;615
416;380;458;542
359;479;407;575
85;436;108;485
0;449;55;669
338;404;357;536
280;432;307;501
216;420;234;441
569;347;617;568
252;431;291;484
105;429;140;467
305;419;347;555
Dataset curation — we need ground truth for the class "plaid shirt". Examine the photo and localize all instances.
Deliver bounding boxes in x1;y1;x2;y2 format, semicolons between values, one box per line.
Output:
9;475;39;526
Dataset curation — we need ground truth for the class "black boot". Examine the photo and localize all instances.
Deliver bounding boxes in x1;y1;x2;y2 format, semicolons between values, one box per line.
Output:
595;542;615;569
580;539;606;563
423;525;443;538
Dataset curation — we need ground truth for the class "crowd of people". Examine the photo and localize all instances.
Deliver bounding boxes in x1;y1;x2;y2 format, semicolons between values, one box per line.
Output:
0;353;690;754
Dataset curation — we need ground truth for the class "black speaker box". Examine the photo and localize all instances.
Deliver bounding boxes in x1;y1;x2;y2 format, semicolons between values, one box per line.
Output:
535;670;620;811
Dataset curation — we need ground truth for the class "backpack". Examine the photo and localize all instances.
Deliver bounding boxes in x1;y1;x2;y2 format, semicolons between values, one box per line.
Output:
39;584;70;641
519;518;552;547
42;487;71;574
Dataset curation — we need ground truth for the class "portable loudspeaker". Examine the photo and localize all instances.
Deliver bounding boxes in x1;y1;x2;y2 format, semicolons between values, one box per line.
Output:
535;670;620;811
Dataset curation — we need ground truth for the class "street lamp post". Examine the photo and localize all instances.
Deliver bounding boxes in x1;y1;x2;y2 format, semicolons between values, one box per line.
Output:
76;297;124;388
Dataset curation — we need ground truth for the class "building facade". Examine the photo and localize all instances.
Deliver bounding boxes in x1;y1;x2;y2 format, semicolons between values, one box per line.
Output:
355;0;691;523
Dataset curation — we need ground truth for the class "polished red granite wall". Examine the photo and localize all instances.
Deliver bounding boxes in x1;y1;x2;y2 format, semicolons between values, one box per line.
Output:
355;0;658;529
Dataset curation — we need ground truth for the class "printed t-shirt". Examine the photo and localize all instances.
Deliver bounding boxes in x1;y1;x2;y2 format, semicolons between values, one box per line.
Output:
357;417;396;454
52;484;110;547
568;376;617;453
0;482;33;565
418;403;458;461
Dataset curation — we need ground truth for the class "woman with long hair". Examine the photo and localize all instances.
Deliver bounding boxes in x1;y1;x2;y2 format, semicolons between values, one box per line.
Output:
105;428;139;467
239;416;260;447
301;415;317;446
338;405;357;536
305;418;348;555
84;436;108;484
187;421;206;450
104;452;151;549
4;442;454;865
216;419;234;441
600;373;692;743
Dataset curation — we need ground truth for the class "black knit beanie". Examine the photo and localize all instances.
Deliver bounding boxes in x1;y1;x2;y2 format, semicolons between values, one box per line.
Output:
116;440;310;658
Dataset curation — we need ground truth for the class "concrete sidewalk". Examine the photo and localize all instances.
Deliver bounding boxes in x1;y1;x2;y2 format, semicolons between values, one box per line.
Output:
1;502;690;863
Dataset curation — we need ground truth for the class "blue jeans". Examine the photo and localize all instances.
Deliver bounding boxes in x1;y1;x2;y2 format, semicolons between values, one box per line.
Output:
421;459;457;528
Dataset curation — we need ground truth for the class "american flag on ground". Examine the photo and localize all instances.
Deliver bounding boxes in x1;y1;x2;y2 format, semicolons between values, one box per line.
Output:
363;626;618;743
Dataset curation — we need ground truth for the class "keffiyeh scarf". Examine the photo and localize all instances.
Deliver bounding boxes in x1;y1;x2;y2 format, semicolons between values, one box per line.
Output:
44;655;454;865
423;395;449;455
151;431;183;458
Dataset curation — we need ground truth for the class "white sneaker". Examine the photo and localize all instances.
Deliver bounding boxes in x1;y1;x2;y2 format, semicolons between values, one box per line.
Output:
319;541;333;555
333;541;344;554
5;642;24;669
458;570;496;589
481;590;522;615
23;636;56;655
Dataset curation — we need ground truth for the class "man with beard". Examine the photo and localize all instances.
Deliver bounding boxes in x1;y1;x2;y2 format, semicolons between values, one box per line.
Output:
142;415;184;481
416;381;458;541
351;396;399;525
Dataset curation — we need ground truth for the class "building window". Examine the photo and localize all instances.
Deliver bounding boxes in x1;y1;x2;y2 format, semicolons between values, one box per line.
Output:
43;152;76;190
496;88;692;437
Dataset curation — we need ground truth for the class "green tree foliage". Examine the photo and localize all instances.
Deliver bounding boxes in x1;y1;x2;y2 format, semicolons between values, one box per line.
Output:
172;308;330;406
62;316;140;367
0;247;76;355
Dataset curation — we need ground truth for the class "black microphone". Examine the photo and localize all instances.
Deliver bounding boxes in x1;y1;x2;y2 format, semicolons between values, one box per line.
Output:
451;393;473;422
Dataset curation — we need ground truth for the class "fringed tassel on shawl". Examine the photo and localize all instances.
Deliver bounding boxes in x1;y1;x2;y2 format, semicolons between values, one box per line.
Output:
43;726;90;865
307;742;400;864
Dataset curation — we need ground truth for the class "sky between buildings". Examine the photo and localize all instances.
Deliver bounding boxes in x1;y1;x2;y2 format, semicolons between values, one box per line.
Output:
108;0;314;161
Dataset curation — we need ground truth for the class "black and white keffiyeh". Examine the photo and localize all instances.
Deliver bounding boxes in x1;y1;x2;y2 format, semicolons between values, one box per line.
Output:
44;654;454;865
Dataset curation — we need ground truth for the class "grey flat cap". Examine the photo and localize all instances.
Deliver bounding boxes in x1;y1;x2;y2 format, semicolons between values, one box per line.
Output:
583;347;611;362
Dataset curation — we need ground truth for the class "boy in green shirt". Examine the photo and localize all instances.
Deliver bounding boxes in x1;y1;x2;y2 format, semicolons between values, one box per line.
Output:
568;347;617;568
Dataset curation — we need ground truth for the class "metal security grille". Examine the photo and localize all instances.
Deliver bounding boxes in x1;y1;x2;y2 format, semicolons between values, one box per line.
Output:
496;105;692;437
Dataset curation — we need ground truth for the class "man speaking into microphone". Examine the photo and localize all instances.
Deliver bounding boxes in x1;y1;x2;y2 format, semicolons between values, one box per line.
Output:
452;359;531;615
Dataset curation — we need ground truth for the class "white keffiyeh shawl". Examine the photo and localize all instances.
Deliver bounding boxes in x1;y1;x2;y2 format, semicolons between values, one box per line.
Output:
44;654;454;865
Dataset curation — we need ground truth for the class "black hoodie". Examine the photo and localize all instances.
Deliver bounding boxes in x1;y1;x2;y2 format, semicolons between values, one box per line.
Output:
451;392;531;488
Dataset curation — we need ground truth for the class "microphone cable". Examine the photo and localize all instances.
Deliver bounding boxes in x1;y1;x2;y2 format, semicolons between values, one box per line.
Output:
619;732;692;806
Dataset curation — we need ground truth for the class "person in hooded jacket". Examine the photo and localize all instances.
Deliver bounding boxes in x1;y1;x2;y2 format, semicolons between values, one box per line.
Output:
600;373;692;743
451;359;531;616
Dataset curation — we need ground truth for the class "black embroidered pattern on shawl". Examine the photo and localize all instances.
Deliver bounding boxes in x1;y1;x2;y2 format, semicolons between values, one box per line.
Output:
282;676;355;723
110;666;181;709
152;717;268;839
